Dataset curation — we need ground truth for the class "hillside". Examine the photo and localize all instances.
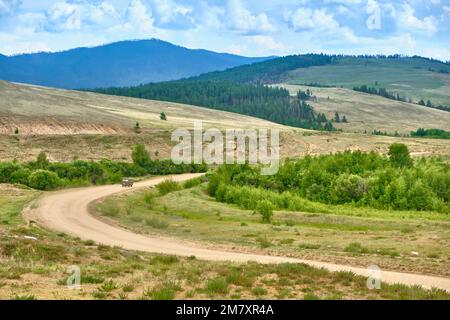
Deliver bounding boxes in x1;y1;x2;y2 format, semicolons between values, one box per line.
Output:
0;39;271;89
0;80;282;134
190;54;450;107
1;81;449;162
279;84;450;134
285;56;450;107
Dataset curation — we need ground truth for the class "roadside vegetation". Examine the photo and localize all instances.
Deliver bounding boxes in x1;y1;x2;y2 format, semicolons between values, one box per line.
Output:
95;172;450;278
208;145;449;213
2;185;448;300
0;144;206;190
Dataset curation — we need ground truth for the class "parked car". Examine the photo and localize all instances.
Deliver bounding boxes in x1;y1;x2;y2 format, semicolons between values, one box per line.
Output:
121;178;134;187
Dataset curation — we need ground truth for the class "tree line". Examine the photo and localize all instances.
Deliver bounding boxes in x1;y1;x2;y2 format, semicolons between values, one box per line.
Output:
0;145;207;190
207;145;449;213
94;80;336;131
353;85;450;112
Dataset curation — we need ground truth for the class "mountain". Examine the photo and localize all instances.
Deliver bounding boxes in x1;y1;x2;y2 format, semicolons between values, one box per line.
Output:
0;39;273;89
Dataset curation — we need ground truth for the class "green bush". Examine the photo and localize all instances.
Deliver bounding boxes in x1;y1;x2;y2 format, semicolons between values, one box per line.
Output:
332;174;368;204
10;168;31;185
28;170;61;190
183;176;203;189
207;149;449;213
131;144;151;168
388;143;412;168
255;200;274;223
0;162;20;183
205;278;228;295
156;179;181;195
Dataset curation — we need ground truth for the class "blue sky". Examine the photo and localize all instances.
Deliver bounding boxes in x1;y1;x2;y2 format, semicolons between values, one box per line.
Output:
1;0;450;60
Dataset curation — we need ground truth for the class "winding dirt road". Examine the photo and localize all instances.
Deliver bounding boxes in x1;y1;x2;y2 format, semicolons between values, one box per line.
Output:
26;173;450;292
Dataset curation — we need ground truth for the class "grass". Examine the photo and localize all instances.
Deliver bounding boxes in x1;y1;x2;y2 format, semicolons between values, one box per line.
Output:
279;83;450;135
94;184;450;278
1;183;448;300
285;58;450;107
206;278;229;295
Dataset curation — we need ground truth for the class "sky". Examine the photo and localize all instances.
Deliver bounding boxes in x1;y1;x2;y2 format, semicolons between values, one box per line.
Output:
1;0;450;60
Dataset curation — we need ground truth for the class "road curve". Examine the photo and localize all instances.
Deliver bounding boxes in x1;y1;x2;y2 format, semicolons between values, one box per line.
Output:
26;173;450;292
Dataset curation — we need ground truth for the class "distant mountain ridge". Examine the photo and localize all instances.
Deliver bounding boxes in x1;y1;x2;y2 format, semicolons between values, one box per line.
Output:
0;39;273;89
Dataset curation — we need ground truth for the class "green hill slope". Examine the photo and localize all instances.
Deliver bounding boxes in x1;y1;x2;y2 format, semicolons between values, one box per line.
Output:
286;56;450;107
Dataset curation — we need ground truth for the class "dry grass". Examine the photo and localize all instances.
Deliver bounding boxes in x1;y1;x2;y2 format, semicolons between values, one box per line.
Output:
278;84;450;134
1;80;450;162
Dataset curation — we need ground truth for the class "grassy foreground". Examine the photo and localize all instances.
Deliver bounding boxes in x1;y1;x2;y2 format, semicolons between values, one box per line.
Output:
0;184;449;300
94;182;450;278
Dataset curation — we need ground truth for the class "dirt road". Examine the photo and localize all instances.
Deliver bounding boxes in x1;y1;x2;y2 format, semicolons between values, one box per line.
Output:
26;173;450;292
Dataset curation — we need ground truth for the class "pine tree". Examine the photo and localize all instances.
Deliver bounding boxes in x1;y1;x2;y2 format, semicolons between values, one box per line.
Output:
160;112;167;120
334;112;341;123
342;115;348;123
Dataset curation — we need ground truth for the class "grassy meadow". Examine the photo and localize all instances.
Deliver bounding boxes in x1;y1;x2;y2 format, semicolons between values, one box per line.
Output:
286;58;450;106
2;184;449;300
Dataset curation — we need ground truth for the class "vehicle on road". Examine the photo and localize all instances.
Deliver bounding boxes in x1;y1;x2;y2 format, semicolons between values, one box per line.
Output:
121;178;134;187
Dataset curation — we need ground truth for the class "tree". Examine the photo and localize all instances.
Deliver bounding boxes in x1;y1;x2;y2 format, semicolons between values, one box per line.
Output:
334;112;340;123
160;112;167;120
388;143;412;167
131;144;150;168
418;99;426;106
342;115;348;123
14;128;19;135
134;122;141;133
36;151;49;169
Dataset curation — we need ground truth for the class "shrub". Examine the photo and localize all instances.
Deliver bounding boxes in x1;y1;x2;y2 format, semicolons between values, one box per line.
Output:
10;168;31;185
131;144;150;168
145;217;169;229
36;151;49;169
388;143;412;167
255;200;274;223
332;174;368;204
142;191;156;208
28;170;61;190
0;162;20;183
156;179;181;195
344;242;369;254
205;278;228;295
183;176;203;189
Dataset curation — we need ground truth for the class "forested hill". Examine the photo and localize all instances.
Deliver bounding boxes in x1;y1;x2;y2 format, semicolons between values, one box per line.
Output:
93;80;335;131
193;54;333;84
91;53;450;132
0;39;272;89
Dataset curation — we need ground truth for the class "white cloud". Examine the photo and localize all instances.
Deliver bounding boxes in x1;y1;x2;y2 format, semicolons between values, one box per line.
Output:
122;0;154;33
285;7;339;32
224;0;276;34
226;35;284;56
149;0;194;29
396;4;438;35
0;0;21;16
45;1;120;32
